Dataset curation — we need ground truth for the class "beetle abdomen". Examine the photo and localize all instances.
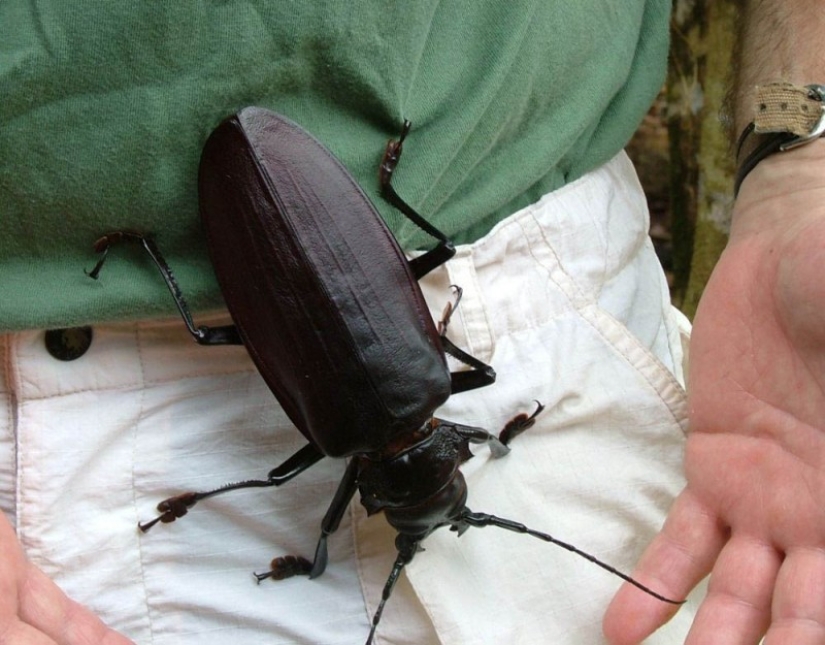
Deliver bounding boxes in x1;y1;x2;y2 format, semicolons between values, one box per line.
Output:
198;108;452;457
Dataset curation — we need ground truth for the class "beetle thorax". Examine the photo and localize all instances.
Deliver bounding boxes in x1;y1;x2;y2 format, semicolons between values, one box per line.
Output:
356;421;474;539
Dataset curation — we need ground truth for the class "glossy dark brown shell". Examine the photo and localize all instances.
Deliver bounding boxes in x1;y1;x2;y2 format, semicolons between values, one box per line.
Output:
198;108;451;457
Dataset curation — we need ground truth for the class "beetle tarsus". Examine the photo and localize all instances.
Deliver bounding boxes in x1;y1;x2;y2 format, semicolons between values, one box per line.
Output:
254;555;313;583
308;535;329;579
378;121;409;186
138;492;201;532
437;285;464;336
136;515;163;532
87;232;141;278
85;249;109;279
499;401;545;446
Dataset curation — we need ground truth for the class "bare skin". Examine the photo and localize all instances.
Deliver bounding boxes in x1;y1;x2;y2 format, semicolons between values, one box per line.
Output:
0;512;135;645
604;2;825;642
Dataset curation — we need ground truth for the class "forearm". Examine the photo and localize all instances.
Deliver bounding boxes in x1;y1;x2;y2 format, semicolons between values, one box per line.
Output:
734;0;825;133
730;0;825;238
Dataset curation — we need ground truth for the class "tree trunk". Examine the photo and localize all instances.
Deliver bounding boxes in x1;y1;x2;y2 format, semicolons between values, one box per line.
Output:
668;0;737;318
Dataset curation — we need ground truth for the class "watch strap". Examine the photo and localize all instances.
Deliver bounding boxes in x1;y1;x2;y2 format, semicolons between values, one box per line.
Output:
734;83;825;195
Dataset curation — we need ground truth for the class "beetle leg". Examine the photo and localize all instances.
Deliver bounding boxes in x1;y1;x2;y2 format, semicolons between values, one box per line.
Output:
440;335;496;393
378;121;457;279
436;285;463;336
407;241;456;280
308;457;360;578
448;422;511;459
87;231;244;345
434;285;498;393
498;400;545;446
138;443;324;532
253;555;313;583
254;457;359;582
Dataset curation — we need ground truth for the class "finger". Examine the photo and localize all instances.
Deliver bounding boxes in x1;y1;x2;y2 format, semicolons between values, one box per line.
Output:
603;489;726;645
18;561;135;645
0;619;59;645
0;511;26;614
764;547;825;645
684;534;780;645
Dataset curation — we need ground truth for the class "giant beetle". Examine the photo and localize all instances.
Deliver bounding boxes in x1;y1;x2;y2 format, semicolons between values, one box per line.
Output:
89;108;682;643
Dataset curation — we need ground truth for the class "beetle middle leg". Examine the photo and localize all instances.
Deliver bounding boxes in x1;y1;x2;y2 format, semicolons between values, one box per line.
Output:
254;457;360;582
435;286;497;394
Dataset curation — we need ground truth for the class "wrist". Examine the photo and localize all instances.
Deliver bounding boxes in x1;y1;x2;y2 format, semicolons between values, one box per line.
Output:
732;137;825;239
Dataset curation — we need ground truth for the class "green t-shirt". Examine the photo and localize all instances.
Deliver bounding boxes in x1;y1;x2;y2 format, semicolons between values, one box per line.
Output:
0;1;670;331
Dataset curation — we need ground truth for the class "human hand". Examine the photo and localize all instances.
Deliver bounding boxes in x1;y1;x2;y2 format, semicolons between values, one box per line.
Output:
603;142;825;644
0;511;135;645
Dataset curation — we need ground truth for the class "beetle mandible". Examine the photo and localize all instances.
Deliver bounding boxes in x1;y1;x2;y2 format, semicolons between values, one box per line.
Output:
88;107;683;644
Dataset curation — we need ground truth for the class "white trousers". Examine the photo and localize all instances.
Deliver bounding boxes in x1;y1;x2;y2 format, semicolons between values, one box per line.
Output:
0;152;698;644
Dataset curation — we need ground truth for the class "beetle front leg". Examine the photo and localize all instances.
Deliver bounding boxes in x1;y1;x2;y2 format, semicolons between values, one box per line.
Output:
439;401;544;461
254;457;359;582
379;121;456;279
498;400;544;446
139;443;324;531
446;421;511;458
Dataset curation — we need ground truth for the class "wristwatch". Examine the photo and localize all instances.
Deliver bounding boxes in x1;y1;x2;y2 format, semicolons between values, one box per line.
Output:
735;82;825;195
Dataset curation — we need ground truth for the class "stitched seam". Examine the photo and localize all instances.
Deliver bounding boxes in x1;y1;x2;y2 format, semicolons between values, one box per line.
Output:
350;503;376;642
447;203;568;343
132;323;154;644
2;335;19;527
579;304;688;428
14;365;257;403
520;212;688;428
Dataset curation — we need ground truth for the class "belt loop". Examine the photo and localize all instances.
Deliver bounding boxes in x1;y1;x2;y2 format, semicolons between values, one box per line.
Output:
445;246;494;363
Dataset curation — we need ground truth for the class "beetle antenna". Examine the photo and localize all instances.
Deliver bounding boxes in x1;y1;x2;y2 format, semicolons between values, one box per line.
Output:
459;510;685;605
365;535;419;645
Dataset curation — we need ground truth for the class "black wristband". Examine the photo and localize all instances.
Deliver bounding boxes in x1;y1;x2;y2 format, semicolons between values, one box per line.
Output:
735;126;802;196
